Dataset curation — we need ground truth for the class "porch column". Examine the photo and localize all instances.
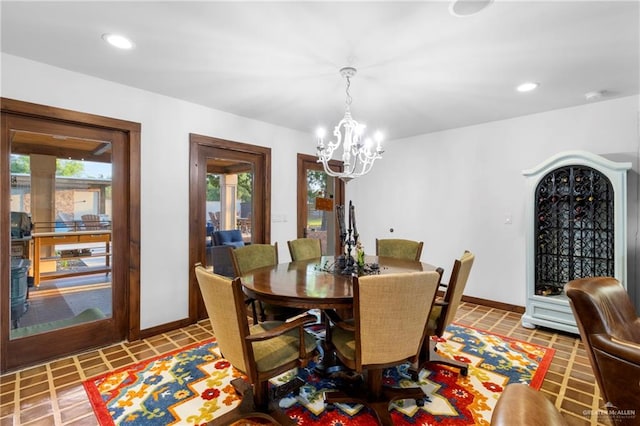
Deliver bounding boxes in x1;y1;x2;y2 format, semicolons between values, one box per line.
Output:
220;174;238;230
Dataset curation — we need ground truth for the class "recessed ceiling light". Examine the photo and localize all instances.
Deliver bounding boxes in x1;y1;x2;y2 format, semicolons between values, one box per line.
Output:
102;33;134;50
449;0;494;17
585;90;607;101
516;82;540;93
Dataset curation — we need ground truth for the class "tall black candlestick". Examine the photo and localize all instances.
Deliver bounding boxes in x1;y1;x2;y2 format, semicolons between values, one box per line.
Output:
351;203;358;241
336;205;346;245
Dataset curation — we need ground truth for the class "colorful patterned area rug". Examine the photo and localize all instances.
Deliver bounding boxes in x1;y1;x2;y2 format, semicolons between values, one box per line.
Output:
84;324;554;425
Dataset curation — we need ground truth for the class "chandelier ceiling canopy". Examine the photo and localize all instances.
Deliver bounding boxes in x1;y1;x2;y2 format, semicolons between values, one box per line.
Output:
316;67;384;183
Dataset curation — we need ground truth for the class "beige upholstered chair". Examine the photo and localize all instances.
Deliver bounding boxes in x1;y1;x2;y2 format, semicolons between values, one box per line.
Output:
419;250;475;375
491;384;568;426
194;265;317;414
287;238;322;261
324;271;441;423
375;238;424;261
566;277;640;426
231;243;305;322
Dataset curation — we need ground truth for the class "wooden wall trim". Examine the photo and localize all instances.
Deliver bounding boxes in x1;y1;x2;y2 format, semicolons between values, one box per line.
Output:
461;295;526;314
139;318;194;340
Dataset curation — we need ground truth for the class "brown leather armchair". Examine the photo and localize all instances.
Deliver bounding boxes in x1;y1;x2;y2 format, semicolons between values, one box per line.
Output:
565;277;640;426
491;384;568;426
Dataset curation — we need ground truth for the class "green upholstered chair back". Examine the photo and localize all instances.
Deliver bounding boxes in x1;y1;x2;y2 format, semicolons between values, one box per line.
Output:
354;271;440;367
194;266;252;374
287;238;322;261
231;243;279;276
438;251;475;334
375;238;424;261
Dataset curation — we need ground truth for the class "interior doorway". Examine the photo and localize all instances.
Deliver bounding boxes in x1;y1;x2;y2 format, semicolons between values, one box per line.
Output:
1;98;140;372
188;134;271;321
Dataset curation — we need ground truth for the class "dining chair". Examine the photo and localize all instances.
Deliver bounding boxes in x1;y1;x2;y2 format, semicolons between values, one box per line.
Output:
231;243;306;322
208;211;220;231
375;238;424;261
81;214;106;230
194;265;317;417
565;277;640;426
324;270;441;423
418;250;475;376
287;237;322;261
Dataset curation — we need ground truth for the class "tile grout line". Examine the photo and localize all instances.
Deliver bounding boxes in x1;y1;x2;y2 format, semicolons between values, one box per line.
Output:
590;372;603;426
69;353;101;425
120;341;145;363
97;347;115;373
489;309;513;334
13;372;21;426
46;363;63;425
500;314;523;340
467;306;494;328
182;324;208;343
454;302;479;323
554;336;578;413
161;333;181;355
71;355;87;382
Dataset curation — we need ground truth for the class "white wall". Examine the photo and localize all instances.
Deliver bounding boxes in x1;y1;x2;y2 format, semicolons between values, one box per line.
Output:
3;53;639;326
1;53;316;329
349;95;640;308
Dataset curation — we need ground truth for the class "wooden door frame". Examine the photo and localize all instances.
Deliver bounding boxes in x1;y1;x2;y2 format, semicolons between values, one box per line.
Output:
296;153;344;255
0;97;141;372
188;133;271;321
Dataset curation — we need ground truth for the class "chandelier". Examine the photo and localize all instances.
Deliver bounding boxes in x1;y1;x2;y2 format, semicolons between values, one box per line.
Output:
316;67;384;183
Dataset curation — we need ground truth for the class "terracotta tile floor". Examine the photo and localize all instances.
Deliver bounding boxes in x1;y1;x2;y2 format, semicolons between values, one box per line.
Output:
0;302;612;425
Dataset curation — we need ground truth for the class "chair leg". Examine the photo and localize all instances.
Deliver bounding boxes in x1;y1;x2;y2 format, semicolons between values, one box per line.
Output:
245;298;259;325
255;379;269;410
270;376;305;400
423;339;468;376
324;389;397;426
367;368;384;401
258;301;267;322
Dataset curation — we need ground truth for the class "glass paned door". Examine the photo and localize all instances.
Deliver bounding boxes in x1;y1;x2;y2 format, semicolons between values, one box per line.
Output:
305;169;336;255
2;100;135;373
297;154;344;256
9;130;113;338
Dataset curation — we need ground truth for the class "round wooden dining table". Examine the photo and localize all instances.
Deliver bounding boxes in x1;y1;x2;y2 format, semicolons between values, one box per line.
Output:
240;255;439;310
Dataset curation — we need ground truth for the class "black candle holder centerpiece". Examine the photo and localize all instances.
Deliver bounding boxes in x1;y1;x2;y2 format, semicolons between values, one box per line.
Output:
332;200;379;276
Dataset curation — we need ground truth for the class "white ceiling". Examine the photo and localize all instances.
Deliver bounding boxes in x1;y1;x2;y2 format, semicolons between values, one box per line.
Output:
1;1;638;139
